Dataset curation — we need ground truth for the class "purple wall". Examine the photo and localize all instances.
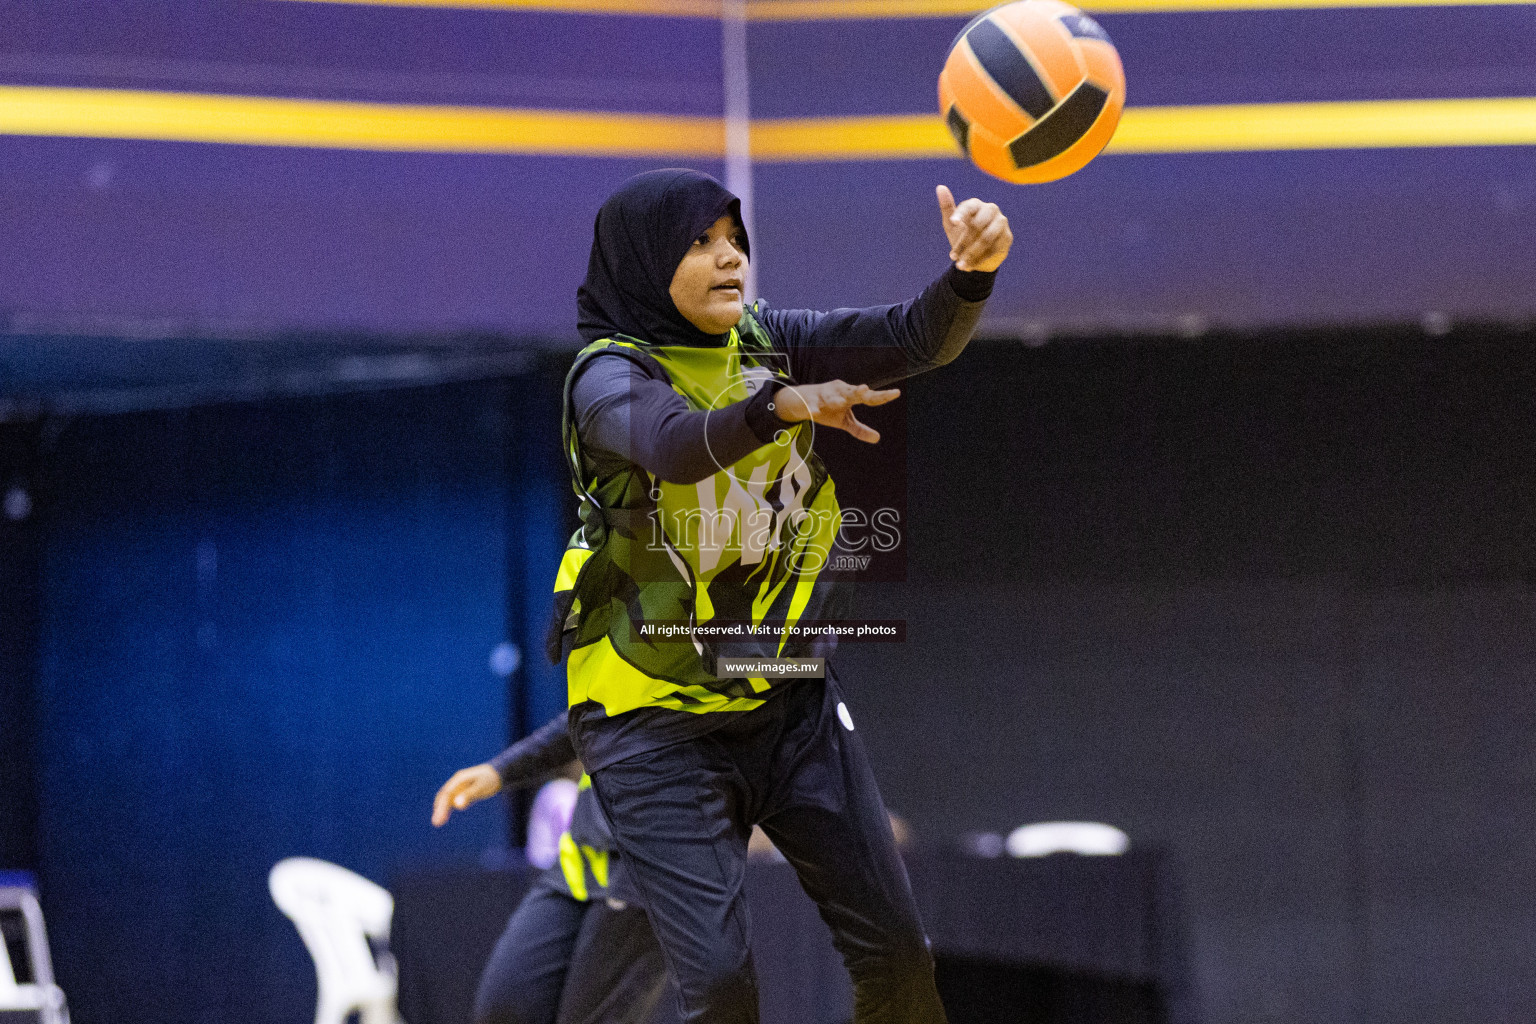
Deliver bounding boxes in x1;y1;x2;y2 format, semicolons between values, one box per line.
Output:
0;0;726;336
0;3;1532;334
749;6;1536;329
0;137;720;334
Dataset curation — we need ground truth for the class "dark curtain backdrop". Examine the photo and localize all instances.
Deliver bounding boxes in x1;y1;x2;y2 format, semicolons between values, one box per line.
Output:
28;374;568;1024
0;422;42;872
831;325;1536;1024
11;326;1536;1024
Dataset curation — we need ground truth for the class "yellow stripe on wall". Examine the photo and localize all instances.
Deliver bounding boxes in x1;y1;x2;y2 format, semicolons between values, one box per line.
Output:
755;97;1536;158
277;0;1536;18
751;114;951;159
1113;96;1536;151
0;85;724;157
2;86;1536;158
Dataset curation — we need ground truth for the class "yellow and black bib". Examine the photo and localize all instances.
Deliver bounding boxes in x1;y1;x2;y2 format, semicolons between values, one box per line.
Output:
552;307;846;718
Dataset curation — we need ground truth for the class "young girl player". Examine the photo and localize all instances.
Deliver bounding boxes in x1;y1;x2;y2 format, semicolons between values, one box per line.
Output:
551;168;1011;1024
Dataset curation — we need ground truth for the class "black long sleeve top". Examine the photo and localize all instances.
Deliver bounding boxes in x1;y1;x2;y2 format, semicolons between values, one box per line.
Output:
487;714;576;790
487;715;622;870
570;265;994;484
563;265;995;772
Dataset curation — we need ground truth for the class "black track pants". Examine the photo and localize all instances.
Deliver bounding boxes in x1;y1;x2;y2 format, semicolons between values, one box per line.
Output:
474;873;671;1024
588;679;948;1024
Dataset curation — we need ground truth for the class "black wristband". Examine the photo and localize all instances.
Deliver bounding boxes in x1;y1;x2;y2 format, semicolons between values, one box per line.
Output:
745;380;791;444
946;264;997;303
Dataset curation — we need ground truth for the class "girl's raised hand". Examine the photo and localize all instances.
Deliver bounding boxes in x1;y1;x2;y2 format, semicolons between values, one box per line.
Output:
937;185;1012;273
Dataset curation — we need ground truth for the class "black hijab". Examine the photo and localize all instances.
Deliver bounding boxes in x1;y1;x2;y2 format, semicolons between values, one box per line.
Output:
576;168;749;348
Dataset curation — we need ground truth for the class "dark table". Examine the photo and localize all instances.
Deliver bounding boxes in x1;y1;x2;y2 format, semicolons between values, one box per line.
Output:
393;849;1193;1024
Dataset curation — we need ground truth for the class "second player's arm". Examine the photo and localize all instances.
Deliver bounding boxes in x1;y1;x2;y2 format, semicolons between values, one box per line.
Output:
430;714;577;826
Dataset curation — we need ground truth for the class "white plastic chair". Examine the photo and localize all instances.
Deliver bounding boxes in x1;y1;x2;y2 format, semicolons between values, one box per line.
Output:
0;886;70;1024
269;858;403;1024
1006;821;1130;858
